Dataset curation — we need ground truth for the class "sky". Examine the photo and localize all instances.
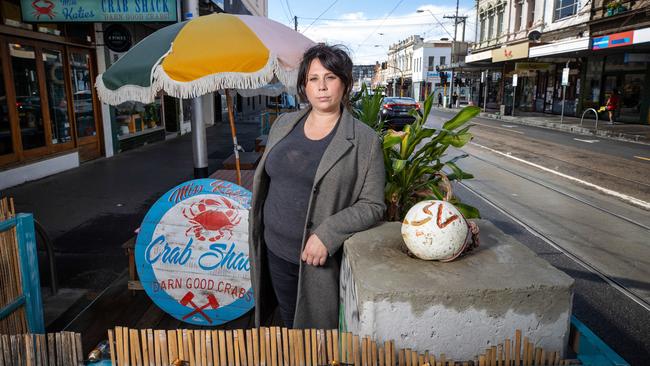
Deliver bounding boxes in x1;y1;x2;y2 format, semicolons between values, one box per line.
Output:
268;0;477;65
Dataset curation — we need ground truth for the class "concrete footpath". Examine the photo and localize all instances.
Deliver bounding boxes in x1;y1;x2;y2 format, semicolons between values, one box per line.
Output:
435;106;650;145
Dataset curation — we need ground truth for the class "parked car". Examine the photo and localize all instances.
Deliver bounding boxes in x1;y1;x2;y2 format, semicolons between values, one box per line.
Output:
379;97;422;130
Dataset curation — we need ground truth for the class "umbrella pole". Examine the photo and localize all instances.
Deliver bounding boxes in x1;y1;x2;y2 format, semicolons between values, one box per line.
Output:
226;89;242;186
191;97;209;178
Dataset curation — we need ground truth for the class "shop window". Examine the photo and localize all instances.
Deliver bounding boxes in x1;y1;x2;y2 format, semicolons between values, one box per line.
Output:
43;49;71;145
69;51;96;138
554;0;577;20
488;12;494;40
115;99;162;139
0;61;11;155
497;10;504;36
514;1;523;31
479;16;486;42
10;43;45;150
527;0;535;28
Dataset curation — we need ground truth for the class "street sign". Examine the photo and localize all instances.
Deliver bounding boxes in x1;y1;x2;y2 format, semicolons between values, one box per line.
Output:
512;74;518;87
135;179;253;326
562;68;570;86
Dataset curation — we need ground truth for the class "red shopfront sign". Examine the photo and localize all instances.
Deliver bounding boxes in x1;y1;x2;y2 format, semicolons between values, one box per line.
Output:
592;31;634;50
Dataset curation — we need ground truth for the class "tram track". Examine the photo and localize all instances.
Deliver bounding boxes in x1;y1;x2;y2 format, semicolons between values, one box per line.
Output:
456;148;650;313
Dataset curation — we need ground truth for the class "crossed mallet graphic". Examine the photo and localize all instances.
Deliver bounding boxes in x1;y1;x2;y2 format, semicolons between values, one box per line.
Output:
180;291;219;323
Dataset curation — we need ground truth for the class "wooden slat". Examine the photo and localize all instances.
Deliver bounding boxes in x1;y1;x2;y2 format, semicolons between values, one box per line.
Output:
269;328;277;366
231;330;241;366
211;331;220;366
247;329;255;366
218;331;227;366
226;331;235;366
153;330;161;366
264;328;272;366
140;330;149;366
259;328;267;366
252;328;260;366
515;330;522;366
281;328;289;366
237;329;247;366
275;327;283;366
304;330;311;366
206;331;213;366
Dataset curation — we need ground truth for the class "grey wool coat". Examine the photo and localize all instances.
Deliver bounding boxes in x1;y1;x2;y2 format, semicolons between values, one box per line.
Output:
249;106;386;329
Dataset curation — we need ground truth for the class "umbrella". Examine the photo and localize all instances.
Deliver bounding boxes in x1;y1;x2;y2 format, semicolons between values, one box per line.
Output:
95;13;315;184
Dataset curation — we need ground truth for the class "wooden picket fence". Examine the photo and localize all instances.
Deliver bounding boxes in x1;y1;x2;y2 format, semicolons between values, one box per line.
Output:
0;331;84;366
108;326;577;366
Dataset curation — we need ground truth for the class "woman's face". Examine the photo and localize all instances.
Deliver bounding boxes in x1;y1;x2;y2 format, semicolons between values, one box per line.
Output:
304;58;345;114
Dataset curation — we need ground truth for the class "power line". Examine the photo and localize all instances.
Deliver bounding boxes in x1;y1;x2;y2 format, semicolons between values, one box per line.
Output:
278;0;293;24
284;0;294;19
302;0;339;33
357;0;406;49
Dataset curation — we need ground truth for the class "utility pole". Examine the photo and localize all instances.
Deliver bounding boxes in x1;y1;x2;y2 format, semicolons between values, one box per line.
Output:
294;16;298;31
444;1;468;108
183;0;208;178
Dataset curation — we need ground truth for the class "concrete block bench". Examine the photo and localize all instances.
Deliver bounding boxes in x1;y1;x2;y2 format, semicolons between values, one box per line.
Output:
340;220;574;360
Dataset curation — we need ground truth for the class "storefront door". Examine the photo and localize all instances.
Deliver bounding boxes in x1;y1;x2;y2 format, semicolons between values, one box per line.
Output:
0;37;76;163
68;48;100;161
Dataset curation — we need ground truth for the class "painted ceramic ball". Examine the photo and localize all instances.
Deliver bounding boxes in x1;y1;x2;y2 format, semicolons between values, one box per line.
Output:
401;200;468;260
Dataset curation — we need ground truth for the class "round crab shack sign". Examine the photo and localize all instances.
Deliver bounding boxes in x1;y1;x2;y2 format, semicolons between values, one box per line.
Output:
135;179;253;325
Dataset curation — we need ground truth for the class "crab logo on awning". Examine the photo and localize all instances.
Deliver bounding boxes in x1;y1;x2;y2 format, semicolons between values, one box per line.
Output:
592;31;634;50
135;179;253;325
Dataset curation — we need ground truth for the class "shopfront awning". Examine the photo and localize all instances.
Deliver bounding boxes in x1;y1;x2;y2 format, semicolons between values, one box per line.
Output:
466;50;492;63
529;38;589;57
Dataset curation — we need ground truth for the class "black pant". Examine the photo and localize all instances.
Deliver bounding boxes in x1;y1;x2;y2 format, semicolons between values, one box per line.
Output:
266;249;300;328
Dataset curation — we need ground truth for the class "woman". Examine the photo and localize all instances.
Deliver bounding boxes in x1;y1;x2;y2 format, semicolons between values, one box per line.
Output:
249;44;386;329
606;88;620;124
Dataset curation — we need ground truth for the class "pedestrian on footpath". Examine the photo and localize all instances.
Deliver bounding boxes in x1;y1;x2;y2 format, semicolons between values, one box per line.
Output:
452;91;458;108
438;92;443;107
249;44;386;329
606;88;620;124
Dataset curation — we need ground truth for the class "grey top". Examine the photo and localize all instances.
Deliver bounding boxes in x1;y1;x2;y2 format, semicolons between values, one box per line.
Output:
263;115;339;264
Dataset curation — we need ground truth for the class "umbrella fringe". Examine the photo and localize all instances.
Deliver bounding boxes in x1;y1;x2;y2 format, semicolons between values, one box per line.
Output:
152;55;299;99
95;74;158;105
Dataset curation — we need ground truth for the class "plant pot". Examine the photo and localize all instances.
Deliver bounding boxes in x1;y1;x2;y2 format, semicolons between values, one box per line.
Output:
606;8;614;16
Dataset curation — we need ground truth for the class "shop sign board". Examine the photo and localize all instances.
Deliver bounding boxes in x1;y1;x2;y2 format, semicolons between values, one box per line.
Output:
103;24;132;53
492;43;529;62
21;0;178;23
466;50;492;63
592;31;634;50
633;27;650;45
135;179;254;325
561;68;570;86
515;62;552;71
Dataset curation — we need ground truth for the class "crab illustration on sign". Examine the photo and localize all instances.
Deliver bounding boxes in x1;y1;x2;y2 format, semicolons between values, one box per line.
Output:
32;0;56;20
182;196;242;242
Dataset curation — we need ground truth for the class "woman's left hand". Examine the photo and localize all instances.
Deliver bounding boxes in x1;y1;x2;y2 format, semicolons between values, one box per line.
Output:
301;234;328;266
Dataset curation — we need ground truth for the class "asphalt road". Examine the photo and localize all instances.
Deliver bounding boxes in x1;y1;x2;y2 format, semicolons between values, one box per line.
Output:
427;109;650;364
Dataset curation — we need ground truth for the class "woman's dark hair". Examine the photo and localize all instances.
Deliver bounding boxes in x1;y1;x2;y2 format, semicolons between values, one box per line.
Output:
297;44;353;107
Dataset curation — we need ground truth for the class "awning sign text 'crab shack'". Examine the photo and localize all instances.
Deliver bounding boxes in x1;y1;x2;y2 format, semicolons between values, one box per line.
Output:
135;179;253;325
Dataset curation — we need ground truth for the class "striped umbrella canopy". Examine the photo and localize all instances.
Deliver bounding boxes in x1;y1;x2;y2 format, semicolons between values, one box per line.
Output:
96;13;314;104
95;13;314;184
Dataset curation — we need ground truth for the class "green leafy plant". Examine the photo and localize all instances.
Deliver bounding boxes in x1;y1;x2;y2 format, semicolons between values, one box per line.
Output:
353;84;481;221
350;83;385;131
